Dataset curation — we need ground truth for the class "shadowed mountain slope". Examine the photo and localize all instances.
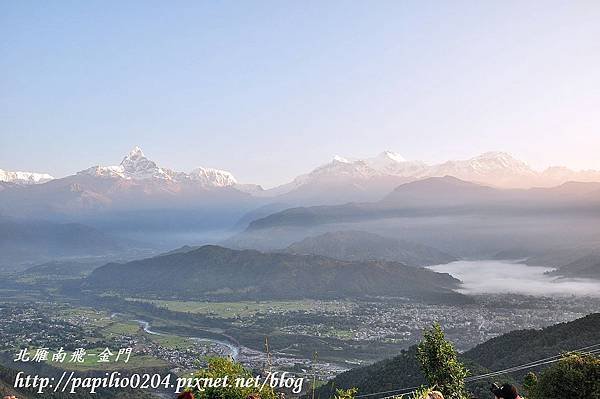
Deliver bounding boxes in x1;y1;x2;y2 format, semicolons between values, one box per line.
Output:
550;254;600;280
315;313;600;399
0;217;126;269
85;245;468;303
285;231;457;266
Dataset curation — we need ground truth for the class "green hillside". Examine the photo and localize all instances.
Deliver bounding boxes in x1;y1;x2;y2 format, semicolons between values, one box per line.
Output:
85;245;468;303
315;313;600;399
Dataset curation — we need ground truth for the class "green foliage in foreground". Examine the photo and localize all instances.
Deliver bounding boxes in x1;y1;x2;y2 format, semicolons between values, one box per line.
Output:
417;324;469;399
335;386;446;399
403;387;445;399
187;357;277;399
333;387;358;399
180;335;600;399
317;314;600;399
524;353;600;399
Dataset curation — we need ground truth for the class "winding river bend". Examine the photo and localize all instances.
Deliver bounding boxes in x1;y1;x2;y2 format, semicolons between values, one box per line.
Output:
110;314;241;360
133;319;241;360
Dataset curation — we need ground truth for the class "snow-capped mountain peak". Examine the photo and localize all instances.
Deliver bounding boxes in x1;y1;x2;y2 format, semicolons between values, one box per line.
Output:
79;146;169;180
332;155;350;163
188;167;238;186
425;151;538;187
366;151;407;170
0;169;54;185
464;151;535;175
119;146;170;180
471;151;526;166
365;151;427;177
77;146;238;187
126;146;144;158
379;150;407;163
268;150;575;197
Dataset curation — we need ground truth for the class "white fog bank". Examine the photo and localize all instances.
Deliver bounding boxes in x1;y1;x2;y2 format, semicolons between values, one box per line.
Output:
428;260;600;297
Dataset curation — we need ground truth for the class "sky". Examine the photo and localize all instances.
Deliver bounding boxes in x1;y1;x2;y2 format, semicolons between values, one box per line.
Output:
1;1;599;187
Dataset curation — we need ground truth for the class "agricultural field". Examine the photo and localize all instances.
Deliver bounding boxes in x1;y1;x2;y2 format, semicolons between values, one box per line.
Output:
125;298;354;318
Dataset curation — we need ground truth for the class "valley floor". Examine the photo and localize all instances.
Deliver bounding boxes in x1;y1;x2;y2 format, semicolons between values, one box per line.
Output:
1;277;599;388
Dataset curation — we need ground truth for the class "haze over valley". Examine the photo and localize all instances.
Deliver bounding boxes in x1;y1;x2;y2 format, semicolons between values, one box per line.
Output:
2;146;600;286
3;1;600;396
2;147;600;385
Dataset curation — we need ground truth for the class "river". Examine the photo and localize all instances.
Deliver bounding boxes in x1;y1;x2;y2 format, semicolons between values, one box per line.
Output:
132;319;241;360
109;314;242;360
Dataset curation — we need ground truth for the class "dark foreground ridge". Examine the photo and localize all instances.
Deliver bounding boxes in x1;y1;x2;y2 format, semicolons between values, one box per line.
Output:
314;313;600;399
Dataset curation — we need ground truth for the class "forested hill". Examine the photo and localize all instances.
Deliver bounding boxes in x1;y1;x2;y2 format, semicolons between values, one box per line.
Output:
85;245;468;303
314;313;600;399
315;346;425;399
463;313;600;372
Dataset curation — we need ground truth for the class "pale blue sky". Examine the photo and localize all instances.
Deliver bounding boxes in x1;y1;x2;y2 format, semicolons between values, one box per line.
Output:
1;1;599;187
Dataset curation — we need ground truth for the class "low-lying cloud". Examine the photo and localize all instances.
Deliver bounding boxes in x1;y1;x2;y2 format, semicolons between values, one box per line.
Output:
429;260;600;297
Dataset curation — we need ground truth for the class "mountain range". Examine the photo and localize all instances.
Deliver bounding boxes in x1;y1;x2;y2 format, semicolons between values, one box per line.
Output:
270;150;600;197
2;146;600;219
78;146;240;187
4;147;600;198
0;148;260;236
3;147;600;255
244;177;600;232
226;176;600;260
0;168;53;185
